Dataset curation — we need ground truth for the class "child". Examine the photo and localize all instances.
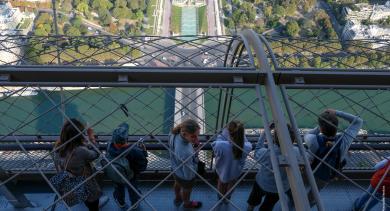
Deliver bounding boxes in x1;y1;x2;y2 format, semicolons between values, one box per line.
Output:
212;120;252;203
247;123;300;211
169;119;203;209
353;157;389;211
107;123;146;209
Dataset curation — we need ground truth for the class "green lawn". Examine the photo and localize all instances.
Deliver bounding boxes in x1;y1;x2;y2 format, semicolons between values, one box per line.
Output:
26;41;134;64
171;6;182;34
197;6;207;35
146;0;158;35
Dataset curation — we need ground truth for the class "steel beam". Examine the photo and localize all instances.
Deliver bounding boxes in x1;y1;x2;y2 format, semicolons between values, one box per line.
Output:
1;66;390;86
0;167;34;208
241;29;311;210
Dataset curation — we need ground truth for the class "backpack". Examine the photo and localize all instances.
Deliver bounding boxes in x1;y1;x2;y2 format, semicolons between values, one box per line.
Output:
311;134;347;181
128;145;148;174
105;153;133;184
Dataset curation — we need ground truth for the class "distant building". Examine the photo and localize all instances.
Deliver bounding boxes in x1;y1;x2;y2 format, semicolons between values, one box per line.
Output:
0;2;23;30
172;0;205;7
0;2;35;65
342;21;390;48
342;1;390;48
343;1;390;23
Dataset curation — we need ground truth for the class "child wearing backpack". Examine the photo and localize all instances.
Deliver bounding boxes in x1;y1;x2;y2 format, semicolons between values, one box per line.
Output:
304;109;363;206
106;123;148;210
353;156;389;211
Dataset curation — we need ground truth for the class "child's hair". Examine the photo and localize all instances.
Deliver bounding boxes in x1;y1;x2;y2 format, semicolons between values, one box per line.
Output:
273;124;295;146
228;120;245;160
56;118;85;157
172;119;200;135
318;111;338;137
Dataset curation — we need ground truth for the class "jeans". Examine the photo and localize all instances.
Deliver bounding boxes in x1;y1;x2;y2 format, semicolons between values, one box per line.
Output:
84;199;99;211
247;182;279;211
113;177;141;206
354;185;389;211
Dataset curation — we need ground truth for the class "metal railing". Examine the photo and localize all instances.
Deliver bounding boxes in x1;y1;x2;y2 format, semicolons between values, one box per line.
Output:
0;31;389;210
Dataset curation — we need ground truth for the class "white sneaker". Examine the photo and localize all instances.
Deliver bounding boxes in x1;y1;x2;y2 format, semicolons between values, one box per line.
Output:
99;195;110;208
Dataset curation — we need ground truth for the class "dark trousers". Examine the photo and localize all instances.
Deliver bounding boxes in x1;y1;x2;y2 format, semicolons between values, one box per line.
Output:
113;177;140;205
84;199;99;211
247;182;279;211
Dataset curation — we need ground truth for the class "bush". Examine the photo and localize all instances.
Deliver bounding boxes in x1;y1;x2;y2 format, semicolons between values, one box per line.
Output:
285;20;300;37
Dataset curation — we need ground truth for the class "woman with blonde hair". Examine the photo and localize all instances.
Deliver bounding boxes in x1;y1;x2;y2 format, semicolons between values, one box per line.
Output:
169;119;203;209
212;120;252;203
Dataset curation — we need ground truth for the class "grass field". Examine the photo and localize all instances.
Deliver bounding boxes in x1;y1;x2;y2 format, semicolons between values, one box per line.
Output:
146;0;158;35
171;6;182;34
198;6;208;35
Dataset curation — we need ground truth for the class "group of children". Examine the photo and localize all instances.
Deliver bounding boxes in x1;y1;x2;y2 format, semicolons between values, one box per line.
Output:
53;108;389;210
168;109;388;210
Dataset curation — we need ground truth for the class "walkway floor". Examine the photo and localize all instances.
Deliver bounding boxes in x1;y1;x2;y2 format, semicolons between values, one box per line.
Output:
0;180;386;210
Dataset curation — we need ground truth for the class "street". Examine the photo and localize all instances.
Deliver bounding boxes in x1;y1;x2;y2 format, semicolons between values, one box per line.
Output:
161;0;172;36
207;0;217;36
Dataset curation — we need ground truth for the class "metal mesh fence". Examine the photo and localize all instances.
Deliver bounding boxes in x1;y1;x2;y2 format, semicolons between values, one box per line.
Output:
0;33;389;210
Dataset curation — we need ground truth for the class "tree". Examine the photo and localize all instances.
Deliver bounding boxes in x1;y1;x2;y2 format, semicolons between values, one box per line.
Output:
34;27;49;36
225;18;234;29
264;5;272;17
98;8;112;25
65;26;81;36
313;56;321;67
76;2;89;14
36;13;52;25
139;0;146;10
285;20;300;37
92;0;113;10
114;0;127;8
135;9;144;20
232;0;240;5
232;9;241;24
304;0;315;12
131;48;142;58
285;3;297;16
112;7;130;19
71;15;83;28
267;16;279;28
62;0;73;12
273;5;285;18
80;25;88;34
129;0;139;10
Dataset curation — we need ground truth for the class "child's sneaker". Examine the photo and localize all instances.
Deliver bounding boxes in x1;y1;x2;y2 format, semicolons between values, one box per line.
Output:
113;192;128;208
183;200;202;209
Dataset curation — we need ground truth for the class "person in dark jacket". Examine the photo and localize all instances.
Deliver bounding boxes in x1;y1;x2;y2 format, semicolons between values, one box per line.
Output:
304;109;363;206
107;123;147;210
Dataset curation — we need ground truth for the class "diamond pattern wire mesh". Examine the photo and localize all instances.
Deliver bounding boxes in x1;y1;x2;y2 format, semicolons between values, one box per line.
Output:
0;35;390;210
264;37;390;69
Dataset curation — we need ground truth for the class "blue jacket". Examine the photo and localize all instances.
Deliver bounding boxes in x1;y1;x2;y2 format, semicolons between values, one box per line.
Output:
304;110;363;181
106;143;135;179
169;133;198;181
254;132;301;193
212;128;252;183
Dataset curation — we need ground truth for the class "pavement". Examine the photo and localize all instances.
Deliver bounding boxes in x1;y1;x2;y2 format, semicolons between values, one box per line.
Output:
207;0;217;36
0;181;386;210
161;0;172;36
